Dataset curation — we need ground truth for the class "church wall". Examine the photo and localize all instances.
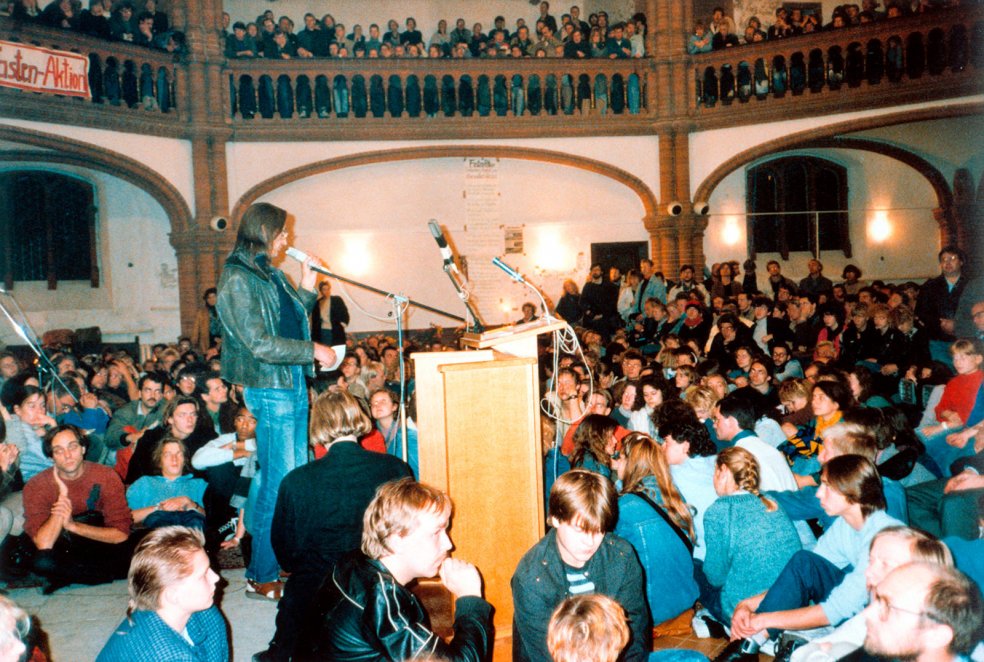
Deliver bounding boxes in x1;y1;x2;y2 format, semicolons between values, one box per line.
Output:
703;148;942;287
1;93;974;340
254;156;650;333
0;166;181;347
688;96;984;202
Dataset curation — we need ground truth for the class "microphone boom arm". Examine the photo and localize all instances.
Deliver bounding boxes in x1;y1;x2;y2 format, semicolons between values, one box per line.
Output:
308;263;465;323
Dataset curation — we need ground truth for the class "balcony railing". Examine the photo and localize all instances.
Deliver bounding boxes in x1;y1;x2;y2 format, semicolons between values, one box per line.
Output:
2;7;982;140
691;6;984;117
224;57;650;122
0;17;178;119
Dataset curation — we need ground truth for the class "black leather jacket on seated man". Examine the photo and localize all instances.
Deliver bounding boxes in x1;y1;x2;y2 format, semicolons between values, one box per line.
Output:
216;247;317;389
302;552;493;661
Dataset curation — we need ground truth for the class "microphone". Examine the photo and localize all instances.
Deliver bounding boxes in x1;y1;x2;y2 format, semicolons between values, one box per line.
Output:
285;246;332;277
492;257;525;283
428;220;455;269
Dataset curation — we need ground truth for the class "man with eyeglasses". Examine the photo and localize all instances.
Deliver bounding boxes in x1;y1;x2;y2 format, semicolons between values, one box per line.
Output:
863;562;983;662
22;424;133;593
915;246;972;366
105;371;167;453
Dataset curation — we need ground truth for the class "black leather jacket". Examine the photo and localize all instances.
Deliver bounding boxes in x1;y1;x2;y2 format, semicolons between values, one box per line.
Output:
303;553;493;661
216;248;317;389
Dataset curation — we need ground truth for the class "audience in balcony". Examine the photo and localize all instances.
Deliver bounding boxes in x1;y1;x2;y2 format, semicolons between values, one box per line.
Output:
6;0;183;54
691;0;963;56
220;6;647;60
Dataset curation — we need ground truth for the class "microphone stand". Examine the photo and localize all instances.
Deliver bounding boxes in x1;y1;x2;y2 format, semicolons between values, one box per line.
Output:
0;288;78;409
439;262;485;334
304;264;466;324
302;263;449;471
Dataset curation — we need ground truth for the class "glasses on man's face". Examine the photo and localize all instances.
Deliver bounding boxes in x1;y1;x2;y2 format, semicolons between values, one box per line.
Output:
51;442;82;457
870;590;941;624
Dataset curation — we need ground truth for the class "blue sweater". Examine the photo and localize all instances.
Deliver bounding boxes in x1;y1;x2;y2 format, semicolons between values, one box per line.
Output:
813;510;902;625
702;492;801;619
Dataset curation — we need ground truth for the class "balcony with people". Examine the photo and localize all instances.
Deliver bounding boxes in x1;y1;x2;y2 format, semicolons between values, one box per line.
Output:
1;2;981;139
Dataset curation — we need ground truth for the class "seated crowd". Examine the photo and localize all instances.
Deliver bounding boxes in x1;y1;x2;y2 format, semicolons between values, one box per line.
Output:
688;0;965;53
4;0;185;53
0;244;982;661
222;2;647;61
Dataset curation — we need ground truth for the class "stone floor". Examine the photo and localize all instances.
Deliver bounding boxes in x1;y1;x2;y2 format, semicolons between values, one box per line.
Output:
7;572;748;662
7;568;277;662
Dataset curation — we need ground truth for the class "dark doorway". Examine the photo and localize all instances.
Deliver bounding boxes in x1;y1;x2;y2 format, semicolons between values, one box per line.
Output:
591;241;648;279
693;0;734;25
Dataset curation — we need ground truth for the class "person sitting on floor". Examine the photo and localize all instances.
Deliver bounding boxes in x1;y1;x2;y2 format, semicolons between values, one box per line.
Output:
512;469;651;662
95;526;227;661
715;455;902;662
304;478;493;660
126;437;207;530
23;425;133;594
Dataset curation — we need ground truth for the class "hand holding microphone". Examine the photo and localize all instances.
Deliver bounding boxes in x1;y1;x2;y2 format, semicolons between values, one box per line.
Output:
285;246;326;291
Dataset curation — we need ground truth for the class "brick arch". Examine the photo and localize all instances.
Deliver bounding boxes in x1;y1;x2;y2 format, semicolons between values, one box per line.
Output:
0;126;192;232
229;145;659;224
691;102;983;206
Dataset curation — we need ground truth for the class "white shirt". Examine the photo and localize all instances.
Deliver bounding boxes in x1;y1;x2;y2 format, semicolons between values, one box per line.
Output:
735;432;798;492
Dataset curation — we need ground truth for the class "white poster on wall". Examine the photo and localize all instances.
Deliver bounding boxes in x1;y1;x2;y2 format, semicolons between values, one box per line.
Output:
462;157;504;323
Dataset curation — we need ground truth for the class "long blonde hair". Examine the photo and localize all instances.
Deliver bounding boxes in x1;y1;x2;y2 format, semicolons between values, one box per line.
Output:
716;446;777;512
619;433;695;541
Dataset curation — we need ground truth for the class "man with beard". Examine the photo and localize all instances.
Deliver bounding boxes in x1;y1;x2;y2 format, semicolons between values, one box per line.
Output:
862;562;982;662
581;264;619;336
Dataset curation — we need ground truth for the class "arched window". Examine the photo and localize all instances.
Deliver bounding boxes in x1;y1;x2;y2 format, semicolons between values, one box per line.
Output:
0;171;98;290
746;156;851;260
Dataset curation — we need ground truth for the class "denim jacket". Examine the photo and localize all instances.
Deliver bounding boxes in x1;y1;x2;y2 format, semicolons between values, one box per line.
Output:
615;477;699;624
216;248;317;389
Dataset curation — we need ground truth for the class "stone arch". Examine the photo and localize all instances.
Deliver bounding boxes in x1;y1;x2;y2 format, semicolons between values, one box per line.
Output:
229;145;659;225
692;103;982;207
0;126;193;233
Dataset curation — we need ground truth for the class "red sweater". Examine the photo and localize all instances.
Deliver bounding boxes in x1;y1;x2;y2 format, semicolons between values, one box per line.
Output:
935;370;984;424
23;462;131;540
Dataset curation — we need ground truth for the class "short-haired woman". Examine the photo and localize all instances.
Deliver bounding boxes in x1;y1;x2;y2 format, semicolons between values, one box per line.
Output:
126;438;207;530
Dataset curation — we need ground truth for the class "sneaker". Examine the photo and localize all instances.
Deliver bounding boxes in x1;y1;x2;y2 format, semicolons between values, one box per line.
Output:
713;638;760;662
692;609;728;639
691;611;711;638
217;517;238;540
245;578;283;601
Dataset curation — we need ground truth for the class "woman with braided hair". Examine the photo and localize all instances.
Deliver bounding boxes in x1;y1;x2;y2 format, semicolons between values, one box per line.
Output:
612;432;699;626
700;446;801;625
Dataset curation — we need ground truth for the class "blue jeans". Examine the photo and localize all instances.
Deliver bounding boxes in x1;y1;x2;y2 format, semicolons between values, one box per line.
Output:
756;550;846;639
918;424;974;477
243;366;309;583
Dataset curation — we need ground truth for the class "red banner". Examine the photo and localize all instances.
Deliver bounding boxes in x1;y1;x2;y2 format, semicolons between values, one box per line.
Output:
0;39;90;99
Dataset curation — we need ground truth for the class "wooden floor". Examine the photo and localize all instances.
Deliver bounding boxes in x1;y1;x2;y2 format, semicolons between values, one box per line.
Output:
415;582;768;661
488;629;754;661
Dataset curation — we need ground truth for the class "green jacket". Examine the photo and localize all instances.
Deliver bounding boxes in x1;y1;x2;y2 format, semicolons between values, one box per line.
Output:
216;248;317;389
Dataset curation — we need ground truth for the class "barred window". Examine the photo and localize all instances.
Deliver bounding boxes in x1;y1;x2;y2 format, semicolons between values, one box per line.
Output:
746;156;851;260
0;171;99;290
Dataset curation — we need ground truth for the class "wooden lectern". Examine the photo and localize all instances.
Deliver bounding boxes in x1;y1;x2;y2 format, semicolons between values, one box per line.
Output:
412;319;566;645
